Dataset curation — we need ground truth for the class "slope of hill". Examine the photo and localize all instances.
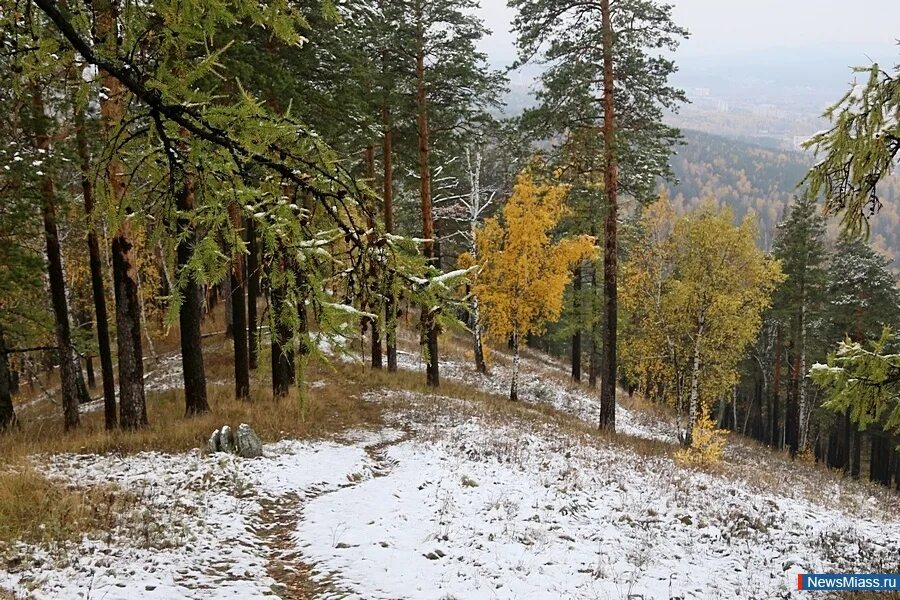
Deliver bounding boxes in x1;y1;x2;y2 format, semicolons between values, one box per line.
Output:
1;330;898;599
665;130;900;266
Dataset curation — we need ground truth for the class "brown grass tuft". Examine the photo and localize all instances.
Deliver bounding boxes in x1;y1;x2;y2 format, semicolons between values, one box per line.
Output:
0;466;128;547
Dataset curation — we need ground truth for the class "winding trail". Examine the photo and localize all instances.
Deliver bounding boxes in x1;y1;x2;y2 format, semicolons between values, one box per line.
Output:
254;426;414;599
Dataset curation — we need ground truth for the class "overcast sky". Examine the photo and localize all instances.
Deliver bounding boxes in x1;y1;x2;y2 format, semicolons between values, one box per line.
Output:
476;0;900;65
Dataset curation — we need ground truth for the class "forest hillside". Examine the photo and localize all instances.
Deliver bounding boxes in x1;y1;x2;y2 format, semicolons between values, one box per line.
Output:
665;130;900;266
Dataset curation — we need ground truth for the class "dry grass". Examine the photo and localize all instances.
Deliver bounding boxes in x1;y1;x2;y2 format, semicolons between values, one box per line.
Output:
0;466;128;547
1;362;384;459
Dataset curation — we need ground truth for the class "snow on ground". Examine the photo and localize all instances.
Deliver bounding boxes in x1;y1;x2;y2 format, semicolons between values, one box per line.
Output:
392;346;675;443
3;340;899;599
0;440;372;599
295;395;900;600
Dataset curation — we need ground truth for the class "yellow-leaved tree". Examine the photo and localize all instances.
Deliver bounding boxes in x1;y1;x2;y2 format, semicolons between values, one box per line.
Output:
472;170;595;401
621;199;783;449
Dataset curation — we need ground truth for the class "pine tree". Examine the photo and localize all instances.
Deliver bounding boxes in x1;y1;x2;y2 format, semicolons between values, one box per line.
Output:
511;0;687;430
771;196;828;454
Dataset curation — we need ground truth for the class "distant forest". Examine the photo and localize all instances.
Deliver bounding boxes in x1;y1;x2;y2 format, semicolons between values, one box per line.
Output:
665;130;900;267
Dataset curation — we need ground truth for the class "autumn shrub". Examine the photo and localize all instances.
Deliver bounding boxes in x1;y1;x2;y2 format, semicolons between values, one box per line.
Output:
675;412;726;467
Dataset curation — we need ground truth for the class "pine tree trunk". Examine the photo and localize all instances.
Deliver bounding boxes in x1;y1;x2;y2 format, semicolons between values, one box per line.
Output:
32;86;80;432
797;283;809;452
75;106;117;429
246;219;260;371
870;432;893;486
94;0;147;430
771;326;782;448
510;331;520;402
382;80;398;374
111;230;147;429
270;254;294;398
177;179;209;416
848;415;860;479
228;204;250;400
786;334;801;456
588;261;599;388
415;7;439;388
223;275;234;338
598;0;618;432
571;263;582;382
0;328;16;431
364;145;383;370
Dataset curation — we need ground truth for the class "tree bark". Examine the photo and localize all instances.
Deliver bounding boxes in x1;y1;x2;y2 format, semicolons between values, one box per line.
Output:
270;253;294;398
415;4;439;388
588;260;599;388
75;105;117;429
849;415;860;479
228;204;250;400
685;316;705;446
177;178;209;415
510;331;520;402
797;280;809;452
870;432;893;486
571;263;582;382
382;68;398;374
598;0;618;432
32;86;81;432
771;326;782;448
365;145;383;370
0;328;16;431
95;0;147;430
246;219;260;371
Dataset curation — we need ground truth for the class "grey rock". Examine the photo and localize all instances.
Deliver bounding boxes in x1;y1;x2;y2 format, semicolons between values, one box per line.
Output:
219;425;235;454
208;429;221;453
235;423;263;458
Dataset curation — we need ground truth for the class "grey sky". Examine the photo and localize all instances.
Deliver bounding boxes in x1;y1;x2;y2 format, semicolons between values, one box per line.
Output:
476;0;899;64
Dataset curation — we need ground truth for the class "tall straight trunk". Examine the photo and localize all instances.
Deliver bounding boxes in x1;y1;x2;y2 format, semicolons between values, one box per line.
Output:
0;328;16;430
223;275;234;337
571;263;583;382
75;106;116;429
365;145;383;370
510;331;520;402
598;0;618;432
228;204;250;400
870;432;893;486
270;253;294;398
32;87;80;431
786;335;801;455
415;5;439;388
830;410;849;470
246;219;260;370
466;149;488;376
771;326;782;448
588;261;599;388
894;445;900;491
382;71;398;373
177;179;209;415
797;282;809;452
95;0;146;429
685;317;705;447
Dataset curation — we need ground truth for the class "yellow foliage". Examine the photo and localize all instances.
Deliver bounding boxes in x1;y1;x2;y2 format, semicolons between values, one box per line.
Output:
473;171;596;344
621;198;784;415
675;411;727;467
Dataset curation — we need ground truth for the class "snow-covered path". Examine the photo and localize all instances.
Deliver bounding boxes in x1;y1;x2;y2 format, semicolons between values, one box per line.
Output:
3;344;899;599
